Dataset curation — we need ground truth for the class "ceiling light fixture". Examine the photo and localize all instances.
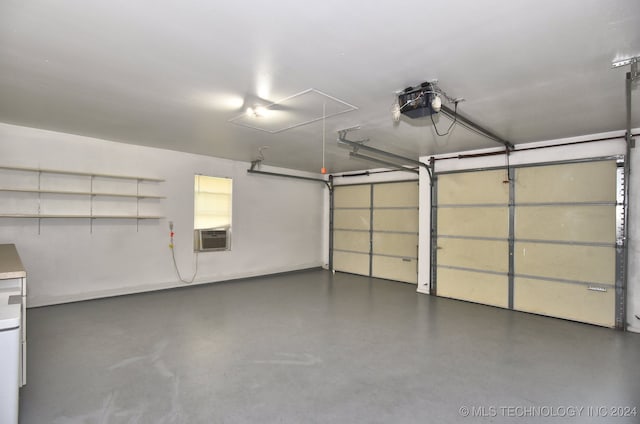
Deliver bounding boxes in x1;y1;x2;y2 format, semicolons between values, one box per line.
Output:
246;105;268;118
229;88;358;134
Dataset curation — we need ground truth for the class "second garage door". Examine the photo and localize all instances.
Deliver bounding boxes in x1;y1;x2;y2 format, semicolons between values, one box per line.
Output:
333;180;418;284
433;158;624;328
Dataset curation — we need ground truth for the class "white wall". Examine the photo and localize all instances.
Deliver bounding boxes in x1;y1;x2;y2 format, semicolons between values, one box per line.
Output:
0;123;325;307
419;129;640;332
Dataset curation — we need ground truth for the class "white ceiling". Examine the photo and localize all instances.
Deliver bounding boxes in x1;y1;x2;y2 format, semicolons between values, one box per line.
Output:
1;0;639;173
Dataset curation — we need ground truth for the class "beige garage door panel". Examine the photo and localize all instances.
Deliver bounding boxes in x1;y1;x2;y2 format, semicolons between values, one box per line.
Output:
438;207;509;238
515;206;615;243
437;268;508;308
514;278;615;327
333;181;418;282
333;185;371;208
434;160;618;327
514;243;614;285
372;256;417;283
516;161;616;203
333;251;370;275
373;209;418;232
438;170;509;204
372;233;417;257
333;185;371;277
373;181;418;207
437;238;508;273
334;209;370;231
333;230;370;253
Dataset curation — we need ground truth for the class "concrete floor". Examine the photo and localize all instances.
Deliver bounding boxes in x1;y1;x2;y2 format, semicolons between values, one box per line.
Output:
19;269;640;423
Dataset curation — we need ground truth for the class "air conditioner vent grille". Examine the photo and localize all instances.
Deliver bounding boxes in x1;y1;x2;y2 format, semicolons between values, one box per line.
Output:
195;228;229;251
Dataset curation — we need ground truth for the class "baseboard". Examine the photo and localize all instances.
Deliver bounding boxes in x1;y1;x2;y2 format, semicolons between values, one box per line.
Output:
416;282;430;295
27;262;324;308
627;324;640;334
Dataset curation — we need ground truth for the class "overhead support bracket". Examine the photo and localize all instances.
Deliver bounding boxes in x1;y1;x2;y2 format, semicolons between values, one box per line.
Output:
440;105;514;149
338;129;432;180
612;56;640;79
247;161;331;190
626;72;636;148
349;152;419;174
613;55;639;148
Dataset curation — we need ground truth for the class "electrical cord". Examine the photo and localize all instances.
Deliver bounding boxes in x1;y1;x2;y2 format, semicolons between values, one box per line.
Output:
431;101;459;136
398;91;425;111
171;247;198;284
169;227;199;284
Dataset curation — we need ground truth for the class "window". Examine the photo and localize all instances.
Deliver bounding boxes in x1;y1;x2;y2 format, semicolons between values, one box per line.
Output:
194;175;232;250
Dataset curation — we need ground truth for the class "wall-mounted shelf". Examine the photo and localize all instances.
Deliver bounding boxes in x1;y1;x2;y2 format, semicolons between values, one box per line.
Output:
0;165;165;232
0;214;163;219
0;165;164;182
0;188;165;199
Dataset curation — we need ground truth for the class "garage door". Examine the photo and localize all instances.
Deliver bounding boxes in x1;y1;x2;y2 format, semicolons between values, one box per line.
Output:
435;169;510;307
332;184;371;276
332;181;418;283
433;158;624;328
512;161;618;327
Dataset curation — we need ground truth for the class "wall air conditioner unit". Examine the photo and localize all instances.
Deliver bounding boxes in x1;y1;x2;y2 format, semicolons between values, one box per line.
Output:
194;228;230;251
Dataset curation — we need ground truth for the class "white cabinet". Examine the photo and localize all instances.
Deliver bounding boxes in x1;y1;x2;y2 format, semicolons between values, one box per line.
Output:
0;244;26;424
0;325;19;424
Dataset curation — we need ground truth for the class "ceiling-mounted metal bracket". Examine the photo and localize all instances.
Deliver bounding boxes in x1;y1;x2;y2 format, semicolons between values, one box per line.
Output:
612;56;640;81
348;152;419;174
249;159;262;171
247;166;331;190
337;127;368;143
337;129;432;180
613;56;638;149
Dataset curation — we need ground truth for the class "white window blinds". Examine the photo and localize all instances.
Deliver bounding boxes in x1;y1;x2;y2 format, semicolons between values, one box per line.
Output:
194;175;232;230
